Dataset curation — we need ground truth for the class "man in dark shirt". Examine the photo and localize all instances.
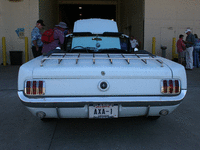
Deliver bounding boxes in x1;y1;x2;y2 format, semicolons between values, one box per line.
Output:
31;20;45;58
185;29;195;70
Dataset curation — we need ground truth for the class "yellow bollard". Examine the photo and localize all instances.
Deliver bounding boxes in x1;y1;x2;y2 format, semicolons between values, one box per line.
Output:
152;37;156;55
2;37;7;66
25;37;29;62
172;37;178;59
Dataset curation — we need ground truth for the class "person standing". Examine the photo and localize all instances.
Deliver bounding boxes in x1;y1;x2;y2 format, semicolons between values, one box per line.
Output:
185;29;195;70
176;34;186;65
130;36;139;52
193;34;200;68
42;22;67;56
31;19;45;58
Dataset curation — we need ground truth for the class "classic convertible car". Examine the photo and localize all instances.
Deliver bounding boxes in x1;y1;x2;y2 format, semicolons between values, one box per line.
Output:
18;19;187;120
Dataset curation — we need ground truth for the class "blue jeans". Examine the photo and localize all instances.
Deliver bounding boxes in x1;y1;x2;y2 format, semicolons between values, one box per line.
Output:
193;48;200;68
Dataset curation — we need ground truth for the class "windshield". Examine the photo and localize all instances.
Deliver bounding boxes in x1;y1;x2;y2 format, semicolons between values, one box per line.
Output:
64;32;132;53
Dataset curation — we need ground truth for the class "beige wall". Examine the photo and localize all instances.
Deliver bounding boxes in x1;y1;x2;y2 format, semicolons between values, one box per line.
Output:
0;0;39;64
144;0;200;59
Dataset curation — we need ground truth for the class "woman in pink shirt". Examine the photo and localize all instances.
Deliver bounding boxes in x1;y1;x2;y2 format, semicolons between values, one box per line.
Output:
177;34;186;65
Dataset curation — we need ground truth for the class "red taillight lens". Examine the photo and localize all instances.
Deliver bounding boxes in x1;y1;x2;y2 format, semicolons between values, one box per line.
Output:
39;81;43;95
169;80;173;93
26;81;31;95
32;81;37;95
175;80;179;93
25;80;45;96
163;80;168;93
162;79;180;94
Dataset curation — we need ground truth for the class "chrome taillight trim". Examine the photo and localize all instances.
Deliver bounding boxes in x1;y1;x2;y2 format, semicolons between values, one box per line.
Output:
161;79;181;94
24;80;45;96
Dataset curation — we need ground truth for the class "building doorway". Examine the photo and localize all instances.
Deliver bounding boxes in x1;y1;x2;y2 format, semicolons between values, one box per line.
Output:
59;4;116;30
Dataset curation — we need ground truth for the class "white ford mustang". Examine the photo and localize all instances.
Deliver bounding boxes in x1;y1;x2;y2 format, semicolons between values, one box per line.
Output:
18;19;187;120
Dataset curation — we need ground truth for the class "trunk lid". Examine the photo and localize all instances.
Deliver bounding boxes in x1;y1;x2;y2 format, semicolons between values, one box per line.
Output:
31;53;172;96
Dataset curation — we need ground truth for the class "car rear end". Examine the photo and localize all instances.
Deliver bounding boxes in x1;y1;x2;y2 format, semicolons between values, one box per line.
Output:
18;54;187;119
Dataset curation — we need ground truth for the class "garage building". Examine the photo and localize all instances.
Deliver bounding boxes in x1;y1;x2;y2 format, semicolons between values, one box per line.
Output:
0;0;200;64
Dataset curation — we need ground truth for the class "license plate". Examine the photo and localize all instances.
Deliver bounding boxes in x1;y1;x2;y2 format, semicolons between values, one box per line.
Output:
89;104;118;119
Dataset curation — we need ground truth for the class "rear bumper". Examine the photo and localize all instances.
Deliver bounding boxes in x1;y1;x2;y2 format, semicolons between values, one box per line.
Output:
18;90;186;118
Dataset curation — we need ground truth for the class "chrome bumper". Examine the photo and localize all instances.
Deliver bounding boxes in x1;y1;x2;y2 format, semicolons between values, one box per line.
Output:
18;90;186;107
18;90;186;118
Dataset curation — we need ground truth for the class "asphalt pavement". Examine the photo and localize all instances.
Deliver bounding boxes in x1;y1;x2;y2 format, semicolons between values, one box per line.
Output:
0;65;200;150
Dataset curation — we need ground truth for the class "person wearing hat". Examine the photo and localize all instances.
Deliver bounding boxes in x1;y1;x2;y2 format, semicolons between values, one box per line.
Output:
176;34;186;65
185;28;195;70
42;22;68;56
31;19;45;58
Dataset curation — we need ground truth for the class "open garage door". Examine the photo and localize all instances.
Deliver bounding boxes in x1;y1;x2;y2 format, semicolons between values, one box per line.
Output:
39;0;144;49
59;4;116;30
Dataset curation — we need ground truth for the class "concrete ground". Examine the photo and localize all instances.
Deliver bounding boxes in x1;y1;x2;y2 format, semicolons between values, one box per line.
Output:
0;65;200;150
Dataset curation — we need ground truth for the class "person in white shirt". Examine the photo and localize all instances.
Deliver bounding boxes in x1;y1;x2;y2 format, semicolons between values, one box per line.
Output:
130;36;139;52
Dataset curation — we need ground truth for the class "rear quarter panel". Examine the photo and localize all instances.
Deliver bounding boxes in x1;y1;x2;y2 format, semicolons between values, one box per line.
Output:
161;57;187;90
18;56;42;90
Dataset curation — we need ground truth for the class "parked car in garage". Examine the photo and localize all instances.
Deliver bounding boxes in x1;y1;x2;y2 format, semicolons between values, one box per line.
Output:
18;19;187;120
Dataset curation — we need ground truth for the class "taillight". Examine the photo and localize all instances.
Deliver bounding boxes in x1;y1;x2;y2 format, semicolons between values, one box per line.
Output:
175;80;180;93
25;80;45;96
39;81;44;95
163;80;168;93
25;81;31;95
32;81;37;95
161;79;180;94
169;80;173;93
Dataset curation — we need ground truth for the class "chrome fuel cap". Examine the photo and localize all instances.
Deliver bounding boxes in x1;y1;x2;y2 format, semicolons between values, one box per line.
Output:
98;80;109;92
